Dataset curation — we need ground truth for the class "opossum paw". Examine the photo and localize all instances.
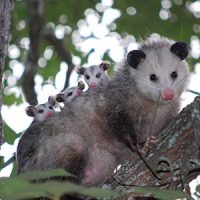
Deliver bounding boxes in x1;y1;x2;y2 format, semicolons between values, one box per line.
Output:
140;136;156;156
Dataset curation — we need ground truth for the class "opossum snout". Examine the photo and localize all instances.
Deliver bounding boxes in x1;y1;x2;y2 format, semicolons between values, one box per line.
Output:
76;89;82;97
47;111;53;117
162;88;175;101
90;82;97;88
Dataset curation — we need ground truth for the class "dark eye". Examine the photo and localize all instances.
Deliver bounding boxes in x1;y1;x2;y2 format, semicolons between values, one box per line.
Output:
150;74;158;82
38;109;44;114
67;92;73;97
96;73;101;78
85;74;90;80
171;71;178;79
49;106;53;110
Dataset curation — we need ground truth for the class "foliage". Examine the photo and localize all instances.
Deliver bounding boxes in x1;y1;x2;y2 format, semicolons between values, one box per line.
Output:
1;0;200;199
3;122;19;145
0;155;15;171
134;187;193;200
4;0;200;108
0;168;118;200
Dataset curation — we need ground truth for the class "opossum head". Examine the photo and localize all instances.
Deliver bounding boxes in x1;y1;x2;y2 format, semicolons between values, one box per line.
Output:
56;81;85;103
25;97;55;121
75;61;110;89
127;40;189;104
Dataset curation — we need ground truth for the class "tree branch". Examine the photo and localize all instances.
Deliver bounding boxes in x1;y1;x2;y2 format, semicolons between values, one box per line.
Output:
43;27;74;90
109;96;200;199
21;0;44;105
0;0;12;145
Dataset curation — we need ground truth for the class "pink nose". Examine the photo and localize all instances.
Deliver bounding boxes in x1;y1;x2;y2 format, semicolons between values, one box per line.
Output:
76;89;82;97
90;82;96;88
47;112;53;117
162;88;175;101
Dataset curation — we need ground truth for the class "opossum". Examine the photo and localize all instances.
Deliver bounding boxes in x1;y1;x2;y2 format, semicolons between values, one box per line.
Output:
17;97;56;173
17;37;189;187
56;81;85;103
25;96;56;122
75;61;110;89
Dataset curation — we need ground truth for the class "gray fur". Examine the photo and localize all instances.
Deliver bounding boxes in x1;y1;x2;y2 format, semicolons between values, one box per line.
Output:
75;61;111;89
17;37;189;186
25;98;56;122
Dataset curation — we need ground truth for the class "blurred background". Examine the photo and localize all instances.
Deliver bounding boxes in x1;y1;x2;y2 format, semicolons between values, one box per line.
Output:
0;0;200;177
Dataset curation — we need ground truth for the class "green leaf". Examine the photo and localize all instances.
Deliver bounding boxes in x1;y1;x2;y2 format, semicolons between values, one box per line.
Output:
0;155;15;171
3;122;19;145
10;159;18;177
0;169;118;200
0;178;47;200
0;156;3;164
80;186;118;198
32;181;118;199
3;91;23;106
18;168;75;181
134;187;192;200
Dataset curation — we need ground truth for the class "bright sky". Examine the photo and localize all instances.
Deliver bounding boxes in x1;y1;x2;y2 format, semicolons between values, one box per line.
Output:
1;0;200;195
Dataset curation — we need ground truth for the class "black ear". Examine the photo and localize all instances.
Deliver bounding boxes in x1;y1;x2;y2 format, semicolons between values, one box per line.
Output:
75;66;85;75
100;61;110;71
48;96;56;106
127;50;146;68
78;81;85;91
56;93;65;102
170;42;188;60
25;106;36;117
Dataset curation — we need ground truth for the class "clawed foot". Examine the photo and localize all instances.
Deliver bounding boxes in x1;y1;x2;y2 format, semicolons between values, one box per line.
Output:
139;135;156;156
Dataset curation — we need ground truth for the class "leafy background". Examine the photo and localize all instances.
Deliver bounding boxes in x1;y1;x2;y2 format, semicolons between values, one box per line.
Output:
0;0;200;199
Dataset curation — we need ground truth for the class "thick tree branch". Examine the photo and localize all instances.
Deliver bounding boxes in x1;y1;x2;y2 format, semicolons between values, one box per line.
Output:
21;0;44;105
43;27;74;90
0;0;12;145
108;96;200;199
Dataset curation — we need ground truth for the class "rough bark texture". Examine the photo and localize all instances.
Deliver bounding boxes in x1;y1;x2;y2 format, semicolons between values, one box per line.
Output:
21;0;44;105
43;27;74;90
0;0;12;145
105;96;200;199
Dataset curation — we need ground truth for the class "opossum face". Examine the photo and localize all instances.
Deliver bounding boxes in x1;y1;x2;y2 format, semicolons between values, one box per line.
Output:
127;42;189;104
75;61;110;89
25;100;55;121
56;81;85;103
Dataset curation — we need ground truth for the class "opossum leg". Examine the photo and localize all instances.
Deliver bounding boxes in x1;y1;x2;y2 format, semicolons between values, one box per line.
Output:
81;149;116;185
139;135;157;156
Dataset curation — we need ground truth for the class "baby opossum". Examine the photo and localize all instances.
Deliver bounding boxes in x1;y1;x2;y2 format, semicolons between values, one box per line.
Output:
17;97;56;173
56;81;85;103
75;61;110;89
25;96;56;122
17;37;189;187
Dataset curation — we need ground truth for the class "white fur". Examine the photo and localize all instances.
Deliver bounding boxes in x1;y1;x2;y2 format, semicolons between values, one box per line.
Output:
82;65;109;88
131;40;189;104
63;86;81;103
34;103;55;121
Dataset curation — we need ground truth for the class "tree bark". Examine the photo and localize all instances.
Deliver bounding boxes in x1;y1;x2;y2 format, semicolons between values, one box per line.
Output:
0;0;13;145
107;96;200;199
21;0;44;105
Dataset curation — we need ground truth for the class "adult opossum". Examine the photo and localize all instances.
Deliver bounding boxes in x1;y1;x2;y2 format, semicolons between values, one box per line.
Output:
17;37;189;187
